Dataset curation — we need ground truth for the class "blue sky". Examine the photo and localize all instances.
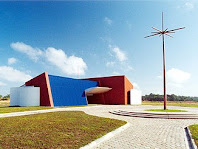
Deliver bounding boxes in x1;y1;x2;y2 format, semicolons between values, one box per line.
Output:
0;1;197;96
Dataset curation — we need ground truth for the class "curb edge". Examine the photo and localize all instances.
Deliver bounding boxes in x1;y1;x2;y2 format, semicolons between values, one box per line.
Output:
80;122;131;149
184;127;197;149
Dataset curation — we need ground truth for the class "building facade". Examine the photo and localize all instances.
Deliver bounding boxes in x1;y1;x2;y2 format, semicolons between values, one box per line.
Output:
86;76;132;105
24;72;133;107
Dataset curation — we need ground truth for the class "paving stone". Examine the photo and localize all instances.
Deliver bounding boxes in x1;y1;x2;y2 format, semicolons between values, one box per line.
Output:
78;105;198;149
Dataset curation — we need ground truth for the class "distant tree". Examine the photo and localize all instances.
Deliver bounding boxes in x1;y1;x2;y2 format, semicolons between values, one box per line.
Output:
143;93;198;102
168;94;177;101
2;94;10;100
192;97;198;101
3;94;10;98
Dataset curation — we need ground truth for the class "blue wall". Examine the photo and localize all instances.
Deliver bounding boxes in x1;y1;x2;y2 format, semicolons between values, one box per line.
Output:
48;75;98;106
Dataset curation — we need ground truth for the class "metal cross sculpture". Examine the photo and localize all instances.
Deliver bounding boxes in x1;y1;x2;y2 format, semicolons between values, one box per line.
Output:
145;12;185;110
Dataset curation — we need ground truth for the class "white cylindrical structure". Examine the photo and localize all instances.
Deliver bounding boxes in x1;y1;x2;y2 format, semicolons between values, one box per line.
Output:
20;87;40;106
130;89;142;105
10;87;40;107
10;88;20;106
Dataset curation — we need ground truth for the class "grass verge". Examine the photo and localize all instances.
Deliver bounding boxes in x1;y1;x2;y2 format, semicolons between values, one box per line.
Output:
0;102;100;113
189;124;198;147
143;101;198;107
0;111;126;148
146;109;187;112
0;106;53;113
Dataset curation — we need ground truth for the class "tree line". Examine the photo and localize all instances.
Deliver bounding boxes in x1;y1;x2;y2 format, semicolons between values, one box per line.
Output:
0;94;10;101
142;93;198;102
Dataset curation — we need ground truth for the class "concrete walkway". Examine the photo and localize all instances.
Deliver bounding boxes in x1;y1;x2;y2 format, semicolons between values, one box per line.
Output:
0;105;198;149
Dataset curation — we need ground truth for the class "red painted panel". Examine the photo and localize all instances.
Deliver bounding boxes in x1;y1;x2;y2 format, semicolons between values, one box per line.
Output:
86;76;130;105
25;72;53;107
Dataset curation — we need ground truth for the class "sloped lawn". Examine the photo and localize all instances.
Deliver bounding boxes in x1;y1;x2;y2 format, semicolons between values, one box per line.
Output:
0;111;126;148
0;101;53;113
189;124;198;147
0;106;53;113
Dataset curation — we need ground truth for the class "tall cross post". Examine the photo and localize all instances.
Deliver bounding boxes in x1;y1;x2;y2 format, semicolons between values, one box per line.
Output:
145;12;185;110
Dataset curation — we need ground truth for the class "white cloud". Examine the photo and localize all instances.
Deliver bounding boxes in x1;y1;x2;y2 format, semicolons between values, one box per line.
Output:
184;2;194;9
168;82;183;88
0;66;32;82
104;17;113;25
177;2;195;10
45;47;87;76
109;45;127;62
133;82;140;90
126;65;133;71
107;45;132;73
10;42;43;62
100;36;112;43
0;81;6;86
167;68;191;84
112;71;121;75
8;57;17;65
106;61;115;67
11;42;88;76
120;63;133;72
157;68;191;91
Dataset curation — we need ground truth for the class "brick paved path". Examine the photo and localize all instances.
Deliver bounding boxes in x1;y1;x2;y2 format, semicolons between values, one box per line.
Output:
80;105;198;149
0;105;197;148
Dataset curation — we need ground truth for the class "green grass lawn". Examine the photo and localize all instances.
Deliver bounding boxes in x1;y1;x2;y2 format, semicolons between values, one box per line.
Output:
189;124;198;147
146;109;187;112
0;111;126;148
0;102;100;113
0;101;53;113
143;101;198;107
0;106;54;113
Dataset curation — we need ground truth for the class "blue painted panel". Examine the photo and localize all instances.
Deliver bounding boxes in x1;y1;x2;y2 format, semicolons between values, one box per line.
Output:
48;75;98;106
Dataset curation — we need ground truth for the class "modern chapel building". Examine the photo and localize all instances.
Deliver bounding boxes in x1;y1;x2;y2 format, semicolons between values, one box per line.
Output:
23;72;133;107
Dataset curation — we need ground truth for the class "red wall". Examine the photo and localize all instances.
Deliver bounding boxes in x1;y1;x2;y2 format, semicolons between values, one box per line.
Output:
25;72;54;107
86;76;133;105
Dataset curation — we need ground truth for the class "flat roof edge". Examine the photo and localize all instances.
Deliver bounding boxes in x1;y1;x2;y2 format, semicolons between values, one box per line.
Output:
84;75;126;80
